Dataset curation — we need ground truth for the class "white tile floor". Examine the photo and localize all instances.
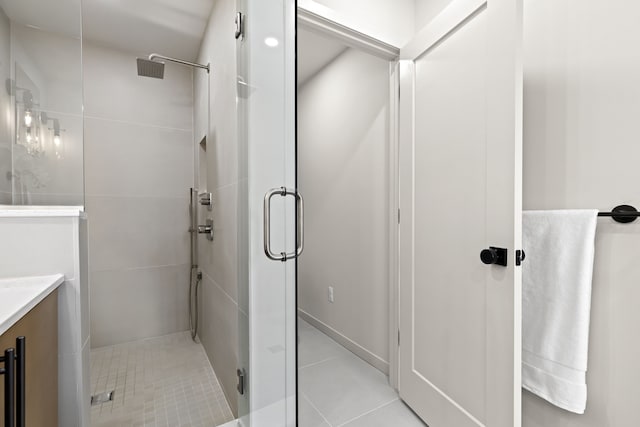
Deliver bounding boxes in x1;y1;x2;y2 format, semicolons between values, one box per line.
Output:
90;321;424;427
90;331;234;427
298;319;426;427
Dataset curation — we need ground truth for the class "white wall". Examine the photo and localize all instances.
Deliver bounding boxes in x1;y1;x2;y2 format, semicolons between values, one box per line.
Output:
193;0;239;415
299;0;415;47
298;47;390;372
415;0;453;32
523;1;640;426
83;42;194;348
297;0;458;48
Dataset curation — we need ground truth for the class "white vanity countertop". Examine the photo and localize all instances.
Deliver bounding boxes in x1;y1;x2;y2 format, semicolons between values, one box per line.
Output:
0;274;64;336
0;206;84;218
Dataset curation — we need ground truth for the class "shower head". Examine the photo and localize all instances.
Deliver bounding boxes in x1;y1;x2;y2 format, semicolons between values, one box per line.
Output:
137;58;165;79
137;53;209;79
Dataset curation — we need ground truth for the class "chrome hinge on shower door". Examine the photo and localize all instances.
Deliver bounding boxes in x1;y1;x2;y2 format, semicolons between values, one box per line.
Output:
235;12;244;40
237;368;246;395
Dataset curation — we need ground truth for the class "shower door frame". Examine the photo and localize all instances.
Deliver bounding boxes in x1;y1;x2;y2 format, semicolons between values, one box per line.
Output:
236;0;298;425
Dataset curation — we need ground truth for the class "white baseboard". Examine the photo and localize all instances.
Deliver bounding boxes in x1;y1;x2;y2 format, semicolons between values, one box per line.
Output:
298;309;389;375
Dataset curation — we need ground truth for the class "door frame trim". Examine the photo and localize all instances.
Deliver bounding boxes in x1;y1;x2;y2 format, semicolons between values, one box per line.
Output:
401;0;487;60
297;7;400;60
388;60;400;389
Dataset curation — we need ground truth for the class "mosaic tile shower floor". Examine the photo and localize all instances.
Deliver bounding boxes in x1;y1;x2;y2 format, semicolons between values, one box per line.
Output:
90;332;234;427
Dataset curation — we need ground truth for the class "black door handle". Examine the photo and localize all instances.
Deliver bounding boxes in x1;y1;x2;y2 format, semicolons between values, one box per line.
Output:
480;247;508;266
2;348;15;427
1;337;26;427
16;337;25;427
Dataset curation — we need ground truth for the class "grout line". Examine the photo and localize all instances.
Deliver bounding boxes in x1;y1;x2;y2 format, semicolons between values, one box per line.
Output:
36;109;83;119
84;193;191;200
90;262;190;275
335;397;399;427
84;114;193;132
302;393;334;427
298;355;341;370
202;271;238;306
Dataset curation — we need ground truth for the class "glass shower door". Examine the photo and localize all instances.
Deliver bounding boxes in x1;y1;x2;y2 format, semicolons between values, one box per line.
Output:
235;0;297;426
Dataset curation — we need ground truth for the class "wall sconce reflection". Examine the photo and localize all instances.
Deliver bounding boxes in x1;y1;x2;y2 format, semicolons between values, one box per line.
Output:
22;89;34;128
41;113;65;160
52;118;64;159
24;110;32;127
6;77;67;160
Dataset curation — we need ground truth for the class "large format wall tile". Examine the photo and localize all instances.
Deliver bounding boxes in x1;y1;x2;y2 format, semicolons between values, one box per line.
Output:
86;195;190;272
84;41;194;348
195;0;241;415
13;24;83;116
198;183;238;301
13;112;85;205
84;117;193;199
83;43;193;130
199;273;238;414
196;0;238;190
90;264;190;347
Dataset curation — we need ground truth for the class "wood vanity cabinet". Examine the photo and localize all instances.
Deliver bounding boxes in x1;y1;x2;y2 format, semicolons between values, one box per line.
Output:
0;290;58;426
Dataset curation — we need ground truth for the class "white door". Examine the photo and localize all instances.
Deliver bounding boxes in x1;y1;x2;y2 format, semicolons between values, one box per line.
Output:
398;0;523;426
235;0;298;426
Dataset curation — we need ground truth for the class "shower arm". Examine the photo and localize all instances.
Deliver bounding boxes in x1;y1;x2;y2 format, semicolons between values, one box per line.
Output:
148;53;210;73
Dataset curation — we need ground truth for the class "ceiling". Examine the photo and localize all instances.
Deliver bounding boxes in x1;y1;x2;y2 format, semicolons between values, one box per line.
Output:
0;0;214;61
3;1;350;81
82;0;214;61
298;28;348;86
0;0;81;38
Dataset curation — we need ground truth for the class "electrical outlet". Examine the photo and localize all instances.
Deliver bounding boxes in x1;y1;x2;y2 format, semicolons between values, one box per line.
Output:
328;286;334;303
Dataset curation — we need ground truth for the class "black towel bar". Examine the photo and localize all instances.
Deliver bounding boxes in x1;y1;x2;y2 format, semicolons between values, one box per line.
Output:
598;205;639;223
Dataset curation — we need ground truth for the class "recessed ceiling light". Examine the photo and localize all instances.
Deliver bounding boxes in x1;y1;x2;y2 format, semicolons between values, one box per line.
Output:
264;37;279;48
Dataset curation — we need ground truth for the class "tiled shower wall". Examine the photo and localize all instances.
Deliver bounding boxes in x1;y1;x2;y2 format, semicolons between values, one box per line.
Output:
83;42;194;348
193;0;240;416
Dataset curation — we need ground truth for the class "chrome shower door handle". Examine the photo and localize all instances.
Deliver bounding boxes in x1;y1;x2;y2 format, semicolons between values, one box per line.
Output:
263;187;304;261
294;190;304;258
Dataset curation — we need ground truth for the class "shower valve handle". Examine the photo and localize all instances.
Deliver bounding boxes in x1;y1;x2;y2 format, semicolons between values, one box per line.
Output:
197;219;214;241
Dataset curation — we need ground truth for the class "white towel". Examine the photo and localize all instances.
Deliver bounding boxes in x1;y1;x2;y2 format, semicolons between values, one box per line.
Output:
522;209;598;414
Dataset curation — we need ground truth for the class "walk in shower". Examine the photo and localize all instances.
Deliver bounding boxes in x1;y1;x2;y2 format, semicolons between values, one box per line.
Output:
87;36;235;423
136;52;212;342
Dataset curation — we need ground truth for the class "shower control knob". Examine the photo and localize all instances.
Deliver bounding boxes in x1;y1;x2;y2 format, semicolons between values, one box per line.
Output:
480;247;508;266
197;219;214;241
